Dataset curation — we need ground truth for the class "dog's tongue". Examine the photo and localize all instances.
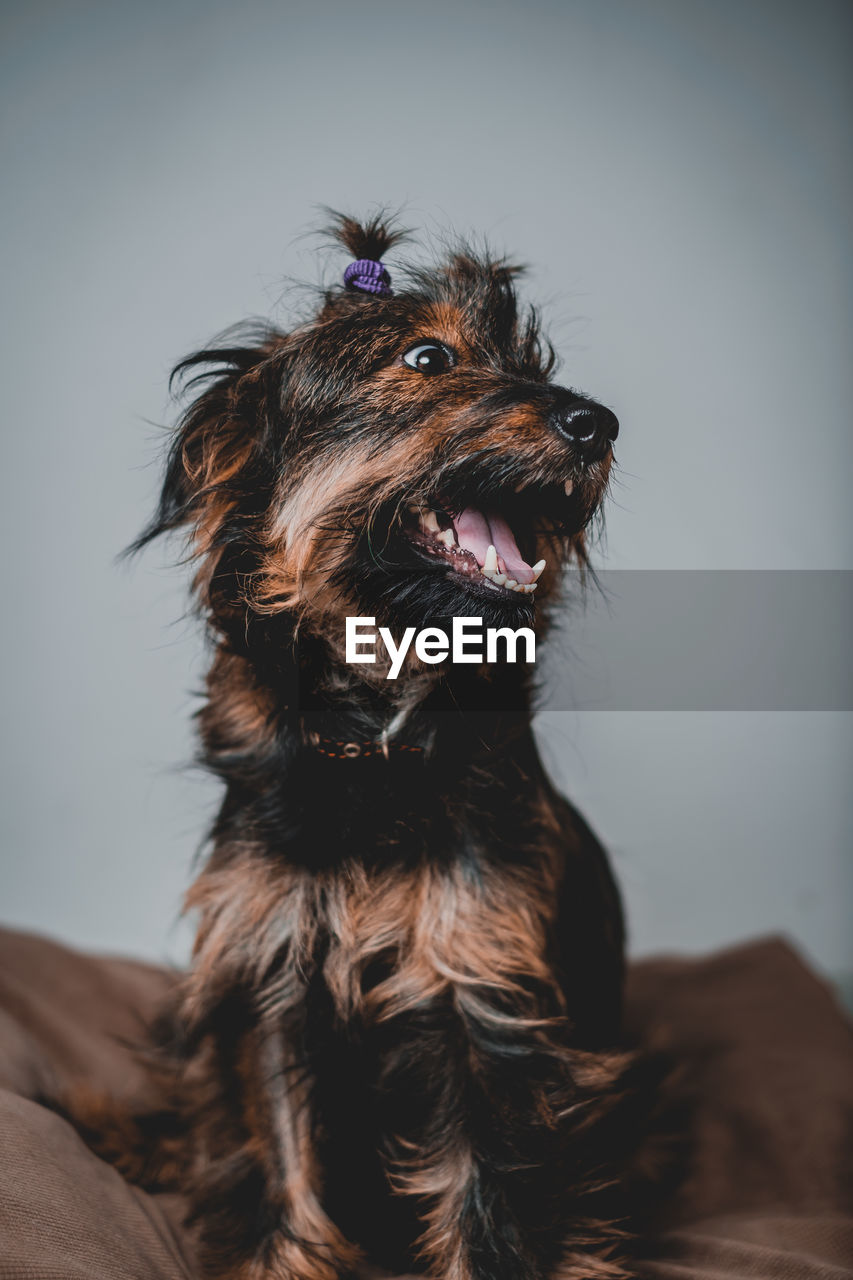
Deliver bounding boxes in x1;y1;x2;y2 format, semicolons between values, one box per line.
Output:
452;506;534;584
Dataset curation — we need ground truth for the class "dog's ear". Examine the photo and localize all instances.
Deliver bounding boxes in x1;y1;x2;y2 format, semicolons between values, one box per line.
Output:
131;325;287;609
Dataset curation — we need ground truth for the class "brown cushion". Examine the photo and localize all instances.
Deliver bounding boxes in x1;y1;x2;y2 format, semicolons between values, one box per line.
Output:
626;941;853;1277
0;929;190;1278
0;927;850;1278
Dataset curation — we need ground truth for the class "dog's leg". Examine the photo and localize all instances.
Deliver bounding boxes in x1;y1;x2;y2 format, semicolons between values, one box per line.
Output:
188;1010;363;1280
370;992;632;1280
180;858;368;1280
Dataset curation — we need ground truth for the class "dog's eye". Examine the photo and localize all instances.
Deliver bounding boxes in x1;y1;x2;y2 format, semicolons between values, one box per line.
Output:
402;342;455;375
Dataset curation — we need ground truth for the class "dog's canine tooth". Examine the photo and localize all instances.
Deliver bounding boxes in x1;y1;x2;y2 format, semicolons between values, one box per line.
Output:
483;545;498;574
531;559;546;581
422;510;441;534
437;528;455;548
564;479;574;496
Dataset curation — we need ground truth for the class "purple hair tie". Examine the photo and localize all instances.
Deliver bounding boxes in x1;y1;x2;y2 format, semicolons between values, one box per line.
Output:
344;258;392;297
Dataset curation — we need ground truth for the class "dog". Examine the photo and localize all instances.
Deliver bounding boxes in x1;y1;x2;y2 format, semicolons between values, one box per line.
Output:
86;213;637;1280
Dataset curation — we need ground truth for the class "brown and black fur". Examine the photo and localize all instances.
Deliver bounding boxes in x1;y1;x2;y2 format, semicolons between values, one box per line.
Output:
81;214;641;1279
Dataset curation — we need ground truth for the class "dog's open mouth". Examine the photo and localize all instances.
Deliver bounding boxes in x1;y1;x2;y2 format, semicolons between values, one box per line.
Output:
402;488;571;597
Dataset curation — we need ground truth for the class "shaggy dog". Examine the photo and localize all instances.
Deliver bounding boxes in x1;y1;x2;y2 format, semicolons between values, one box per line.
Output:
79;214;637;1280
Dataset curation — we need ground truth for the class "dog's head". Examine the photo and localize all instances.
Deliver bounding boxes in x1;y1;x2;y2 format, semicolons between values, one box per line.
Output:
139;214;617;665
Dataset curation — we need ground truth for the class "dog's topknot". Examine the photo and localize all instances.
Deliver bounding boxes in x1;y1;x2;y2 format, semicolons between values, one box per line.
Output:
322;208;409;262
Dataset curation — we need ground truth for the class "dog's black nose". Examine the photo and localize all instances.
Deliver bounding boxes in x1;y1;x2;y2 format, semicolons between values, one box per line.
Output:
553;400;619;461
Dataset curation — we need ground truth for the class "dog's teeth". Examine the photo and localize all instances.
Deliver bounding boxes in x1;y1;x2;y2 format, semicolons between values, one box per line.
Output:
483;544;498;574
494;573;507;585
505;578;518;590
422;510;441;533
564;480;574;497
437;529;455;548
531;559;546;581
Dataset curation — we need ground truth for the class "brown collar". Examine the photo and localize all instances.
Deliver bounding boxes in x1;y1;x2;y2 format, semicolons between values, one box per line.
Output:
304;732;423;760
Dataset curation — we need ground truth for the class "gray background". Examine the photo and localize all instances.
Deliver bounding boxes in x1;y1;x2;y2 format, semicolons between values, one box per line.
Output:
1;0;850;973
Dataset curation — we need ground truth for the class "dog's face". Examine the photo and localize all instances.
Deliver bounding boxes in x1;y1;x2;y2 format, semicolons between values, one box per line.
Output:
143;219;617;663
